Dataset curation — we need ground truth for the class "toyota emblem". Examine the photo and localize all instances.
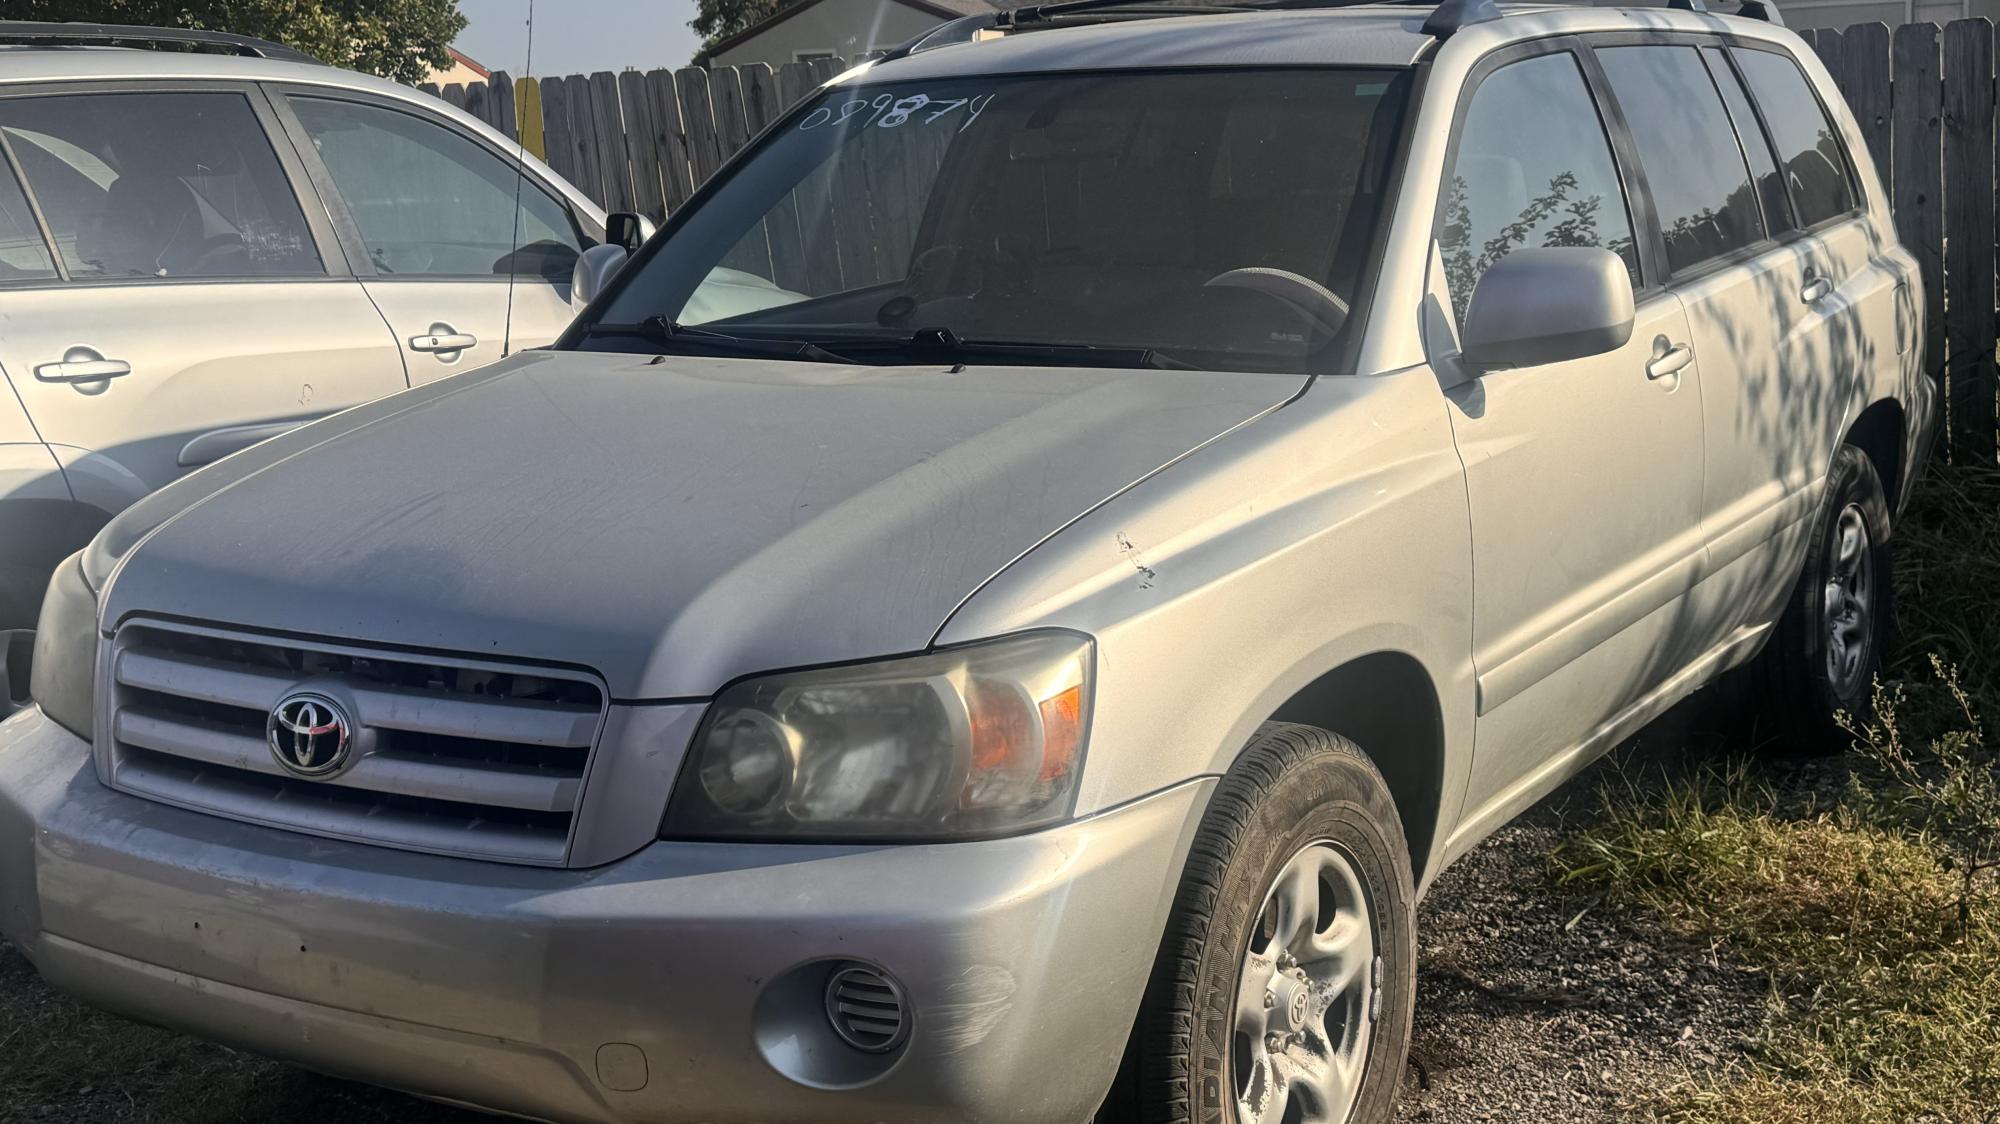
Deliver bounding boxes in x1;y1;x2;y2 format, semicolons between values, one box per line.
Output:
267;693;353;777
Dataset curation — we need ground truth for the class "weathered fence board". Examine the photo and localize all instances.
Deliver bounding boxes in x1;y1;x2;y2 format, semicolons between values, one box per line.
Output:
1841;23;1892;188
488;70;518;142
645;68;695;213
563;74;606;208
618;70;665;221
1892;22;1947;436
589;71;635;213
675;66;723;187
537;75;572;183
1944;21;1998;457
424;23;2000;462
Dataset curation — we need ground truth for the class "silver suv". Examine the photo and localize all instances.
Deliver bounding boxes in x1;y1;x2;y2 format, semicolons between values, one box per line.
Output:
0;22;606;668
0;3;1933;1122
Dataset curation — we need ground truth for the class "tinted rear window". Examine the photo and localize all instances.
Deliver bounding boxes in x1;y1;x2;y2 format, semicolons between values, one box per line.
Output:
1733;47;1857;226
1599;44;1765;274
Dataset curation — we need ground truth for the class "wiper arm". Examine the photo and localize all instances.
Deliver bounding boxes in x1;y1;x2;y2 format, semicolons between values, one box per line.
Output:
842;327;1196;370
584;315;852;364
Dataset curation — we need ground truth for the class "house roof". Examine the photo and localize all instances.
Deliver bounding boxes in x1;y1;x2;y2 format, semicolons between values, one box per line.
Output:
693;0;1019;65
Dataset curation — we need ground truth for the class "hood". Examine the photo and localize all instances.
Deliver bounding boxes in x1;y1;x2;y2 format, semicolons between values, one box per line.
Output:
99;351;1301;699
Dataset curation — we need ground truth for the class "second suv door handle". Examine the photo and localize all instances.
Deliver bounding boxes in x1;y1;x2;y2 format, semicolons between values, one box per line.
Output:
410;329;477;353
35;347;132;383
1646;343;1694;381
1801;275;1833;303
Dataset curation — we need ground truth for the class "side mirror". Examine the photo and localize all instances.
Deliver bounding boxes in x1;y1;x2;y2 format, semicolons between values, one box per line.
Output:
604;211;655;254
1461;247;1635;370
571;243;629;306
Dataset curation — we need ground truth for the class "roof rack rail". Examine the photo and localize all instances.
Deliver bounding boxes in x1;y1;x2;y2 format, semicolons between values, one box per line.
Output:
1422;0;1779;36
0;20;320;63
887;0;1780;55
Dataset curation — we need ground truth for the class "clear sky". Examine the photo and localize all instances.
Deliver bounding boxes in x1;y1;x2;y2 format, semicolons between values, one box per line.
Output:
454;0;707;78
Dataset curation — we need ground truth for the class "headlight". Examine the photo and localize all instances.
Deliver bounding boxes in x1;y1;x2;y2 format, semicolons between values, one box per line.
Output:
30;551;98;742
663;631;1093;840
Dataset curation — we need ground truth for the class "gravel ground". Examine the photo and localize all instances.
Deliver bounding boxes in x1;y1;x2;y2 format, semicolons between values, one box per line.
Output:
2;708;1773;1124
1393;760;1767;1121
1394;696;1787;1123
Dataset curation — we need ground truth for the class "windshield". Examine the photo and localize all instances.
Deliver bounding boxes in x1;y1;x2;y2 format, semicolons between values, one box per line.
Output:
584;67;1413;372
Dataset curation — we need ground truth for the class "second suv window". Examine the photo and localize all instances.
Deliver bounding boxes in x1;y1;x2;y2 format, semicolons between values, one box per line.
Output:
0;92;320;280
290;96;584;282
1440;51;1638;321
1599;44;1765;275
1733;48;1857;227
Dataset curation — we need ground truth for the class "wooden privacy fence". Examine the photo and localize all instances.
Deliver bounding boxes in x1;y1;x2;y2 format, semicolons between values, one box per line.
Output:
419;58;848;223
428;21;2000;464
1794;18;1998;464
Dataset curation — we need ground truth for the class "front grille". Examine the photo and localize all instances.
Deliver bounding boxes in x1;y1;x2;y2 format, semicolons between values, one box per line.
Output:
101;620;607;866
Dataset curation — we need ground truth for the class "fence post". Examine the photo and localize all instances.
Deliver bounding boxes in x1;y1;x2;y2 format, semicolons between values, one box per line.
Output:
1943;19;1998;462
1892;23;1946;416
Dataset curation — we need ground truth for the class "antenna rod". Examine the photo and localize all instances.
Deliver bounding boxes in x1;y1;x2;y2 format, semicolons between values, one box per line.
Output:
501;0;536;358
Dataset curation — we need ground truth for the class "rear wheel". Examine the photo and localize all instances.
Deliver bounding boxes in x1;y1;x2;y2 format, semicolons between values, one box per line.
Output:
1103;723;1415;1123
1748;444;1893;753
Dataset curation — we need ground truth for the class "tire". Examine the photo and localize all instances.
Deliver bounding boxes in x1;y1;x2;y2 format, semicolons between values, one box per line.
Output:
1747;444;1894;754
1102;722;1416;1124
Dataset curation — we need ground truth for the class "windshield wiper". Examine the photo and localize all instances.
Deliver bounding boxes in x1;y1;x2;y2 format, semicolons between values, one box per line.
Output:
835;327;1197;370
583;316;853;364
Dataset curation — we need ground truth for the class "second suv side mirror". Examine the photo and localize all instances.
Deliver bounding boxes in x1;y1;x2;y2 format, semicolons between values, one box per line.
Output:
572;243;629;306
1460;247;1635;370
604;211;655;254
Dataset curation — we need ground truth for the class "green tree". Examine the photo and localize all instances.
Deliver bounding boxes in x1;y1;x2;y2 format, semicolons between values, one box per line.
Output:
692;0;793;48
0;0;466;85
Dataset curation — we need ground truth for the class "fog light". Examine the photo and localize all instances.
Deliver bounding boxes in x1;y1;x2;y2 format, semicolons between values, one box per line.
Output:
824;964;908;1053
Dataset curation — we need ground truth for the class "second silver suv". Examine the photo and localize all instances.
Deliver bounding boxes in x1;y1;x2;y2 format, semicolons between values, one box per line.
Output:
0;2;1935;1121
0;23;607;654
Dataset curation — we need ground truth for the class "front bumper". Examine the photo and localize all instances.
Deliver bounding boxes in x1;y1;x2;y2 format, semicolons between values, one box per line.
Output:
0;706;1210;1123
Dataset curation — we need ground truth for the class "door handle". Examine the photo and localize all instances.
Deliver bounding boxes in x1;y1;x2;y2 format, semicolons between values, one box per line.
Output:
1646;343;1694;381
35;347;131;383
1801;275;1833;304
410;330;477;353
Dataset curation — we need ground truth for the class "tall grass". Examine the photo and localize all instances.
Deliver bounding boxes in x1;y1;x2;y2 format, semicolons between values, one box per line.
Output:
1558;464;2000;1124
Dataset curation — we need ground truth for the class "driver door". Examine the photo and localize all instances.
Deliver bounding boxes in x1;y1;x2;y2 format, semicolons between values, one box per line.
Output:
1433;46;1709;838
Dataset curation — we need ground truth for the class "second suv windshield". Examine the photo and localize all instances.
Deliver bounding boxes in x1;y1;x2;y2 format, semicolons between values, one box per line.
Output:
584;67;1412;372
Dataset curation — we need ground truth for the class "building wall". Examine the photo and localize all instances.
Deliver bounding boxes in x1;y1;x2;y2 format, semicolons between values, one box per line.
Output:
710;0;945;68
1781;0;2000;29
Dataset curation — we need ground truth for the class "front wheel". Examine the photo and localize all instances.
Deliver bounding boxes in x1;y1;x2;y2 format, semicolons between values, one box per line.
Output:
1105;723;1415;1123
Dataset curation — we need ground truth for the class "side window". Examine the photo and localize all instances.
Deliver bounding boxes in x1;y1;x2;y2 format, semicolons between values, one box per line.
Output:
0;155;56;280
1440;51;1639;322
1703;46;1793;236
290;96;584;282
1599;44;1765;274
0;92;321;280
1732;47;1857;226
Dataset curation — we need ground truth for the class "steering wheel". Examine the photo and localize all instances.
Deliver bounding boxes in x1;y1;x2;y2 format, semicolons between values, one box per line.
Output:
1202;267;1350;337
